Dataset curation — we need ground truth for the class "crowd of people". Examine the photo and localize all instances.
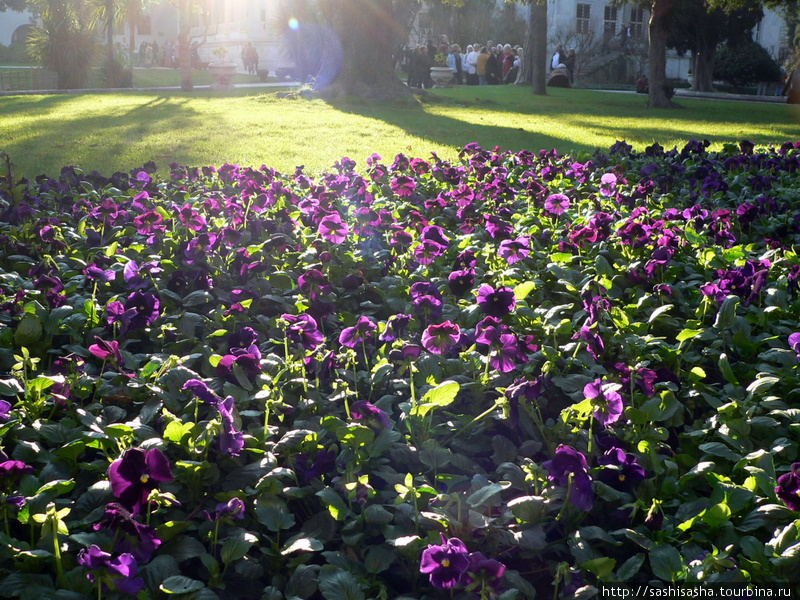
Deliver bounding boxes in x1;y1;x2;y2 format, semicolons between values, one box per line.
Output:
403;36;523;89
137;40;178;68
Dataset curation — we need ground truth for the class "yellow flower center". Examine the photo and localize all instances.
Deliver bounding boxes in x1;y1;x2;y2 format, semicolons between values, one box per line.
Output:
442;559;450;568
140;474;150;484
619;474;626;482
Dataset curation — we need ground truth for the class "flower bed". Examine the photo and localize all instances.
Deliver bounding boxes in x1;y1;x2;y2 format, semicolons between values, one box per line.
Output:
1;139;800;598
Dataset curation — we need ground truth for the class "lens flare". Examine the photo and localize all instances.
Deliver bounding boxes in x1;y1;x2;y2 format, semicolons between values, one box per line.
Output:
288;18;299;31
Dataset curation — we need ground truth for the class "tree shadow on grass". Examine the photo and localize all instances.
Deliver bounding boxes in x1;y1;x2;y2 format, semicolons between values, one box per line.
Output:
321;86;800;157
1;94;202;178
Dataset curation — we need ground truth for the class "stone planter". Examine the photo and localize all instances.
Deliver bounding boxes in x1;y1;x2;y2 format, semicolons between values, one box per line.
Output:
208;62;237;90
430;66;454;87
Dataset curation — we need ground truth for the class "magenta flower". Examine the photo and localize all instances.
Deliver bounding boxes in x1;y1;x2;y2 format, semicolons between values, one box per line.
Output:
599;173;617;196
789;333;800;360
543;445;594;511
339;315;377;348
414;240;446;265
420;535;470;589
498;236;530;264
318;212;349;244
544;193;570;216
391;175;417;197
476;284;516;318
108;448;174;515
422;321;461;355
584;379;624;426
298;269;332;300
88;337;124;368
776;463;800;511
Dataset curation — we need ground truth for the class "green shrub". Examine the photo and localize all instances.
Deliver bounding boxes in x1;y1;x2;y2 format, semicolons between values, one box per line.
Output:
713;40;781;90
0;43;35;64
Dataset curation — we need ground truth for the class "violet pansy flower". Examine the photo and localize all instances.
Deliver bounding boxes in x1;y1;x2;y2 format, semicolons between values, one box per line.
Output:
420;534;470;589
108;448;174;515
543;445;594;511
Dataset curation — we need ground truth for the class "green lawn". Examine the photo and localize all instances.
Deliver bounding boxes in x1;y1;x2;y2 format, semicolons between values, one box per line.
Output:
1;84;798;179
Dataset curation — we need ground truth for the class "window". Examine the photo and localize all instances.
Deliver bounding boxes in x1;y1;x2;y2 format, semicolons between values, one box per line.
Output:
604;5;617;40
630;6;645;38
576;3;591;35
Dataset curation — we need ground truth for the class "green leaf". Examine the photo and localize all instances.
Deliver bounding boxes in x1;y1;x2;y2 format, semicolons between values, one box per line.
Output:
649;544;684;582
318;568;365;600
514;281;536;301
159;575;205;594
466;482;509;509
286;564;320;599
281;536;323;555
364;545;395;574
648;304;673;323
582;557;616;579
676;328;703;343
411;380;460;419
220;531;257;564
255;496;296;532
700;502;732;528
714;295;740;330
746;376;780;396
616;553;644;580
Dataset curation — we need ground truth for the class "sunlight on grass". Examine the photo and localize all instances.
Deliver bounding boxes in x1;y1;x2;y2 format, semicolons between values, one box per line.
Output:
1;86;799;179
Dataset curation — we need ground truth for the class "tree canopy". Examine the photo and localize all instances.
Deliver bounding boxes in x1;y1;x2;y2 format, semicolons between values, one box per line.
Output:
0;0;26;11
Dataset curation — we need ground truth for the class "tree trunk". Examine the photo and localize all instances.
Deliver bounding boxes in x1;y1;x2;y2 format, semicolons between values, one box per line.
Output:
647;0;678;108
128;3;137;68
531;0;547;95
319;0;412;100
516;7;534;85
178;0;192;91
691;40;715;92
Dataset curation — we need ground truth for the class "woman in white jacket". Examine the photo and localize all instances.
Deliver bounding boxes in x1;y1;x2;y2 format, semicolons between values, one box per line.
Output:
465;45;479;85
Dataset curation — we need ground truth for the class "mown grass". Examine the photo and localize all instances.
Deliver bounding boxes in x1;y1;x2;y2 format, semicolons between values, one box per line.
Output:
1;84;798;179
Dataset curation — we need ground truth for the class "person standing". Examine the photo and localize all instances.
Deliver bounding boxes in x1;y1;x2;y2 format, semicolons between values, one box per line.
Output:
447;44;463;85
465;44;479;85
551;44;564;71
476;46;489;85
563;48;576;83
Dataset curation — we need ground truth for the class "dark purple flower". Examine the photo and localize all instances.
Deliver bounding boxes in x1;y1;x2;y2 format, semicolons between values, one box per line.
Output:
283;313;325;350
572;326;605;359
215;353;261;387
543;445;594;511
421;321;461;355
414;240;446;265
122;291;161;331
776;463;800;511
182;378;220;404
420;224;450;247
447;269;474;297
211;497;246;520
123;260;163;290
0;460;34;488
298;269;332;300
0;400;10;420
391;175;416;197
597;448;647;488
476;284;516;318
584;379;624;426
228;327;261;360
350;400;392;431
294;449;337;485
108;448;174;515
94;503;161;562
420;535;470;589
339;316;377;348
78;545;144;595
379;313;412;342
412;294;443;322
463;552;506;591
218;396;245;456
318;212;349;244
84;264;116;283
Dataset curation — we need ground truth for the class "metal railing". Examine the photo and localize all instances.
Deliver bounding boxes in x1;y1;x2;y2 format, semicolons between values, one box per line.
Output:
0;69;59;91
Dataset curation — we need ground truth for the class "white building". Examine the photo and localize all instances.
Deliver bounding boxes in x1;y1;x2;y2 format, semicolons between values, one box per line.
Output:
0;0;792;83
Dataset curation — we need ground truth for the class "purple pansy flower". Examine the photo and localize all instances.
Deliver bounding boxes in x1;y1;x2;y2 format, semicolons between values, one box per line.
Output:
421;321;461;355
776;463;800;511
599;172;618;196
88;337;125;368
283;313;325;350
217;396;245;456
215;353;261;386
420;535;470;589
77;545;144;596
544;193;570;216
182;378;220;405
350;400;392;431
298;269;332;300
498;236;530;264
476;284;516;318
597;448;647;488
543;445;594;511
318;212;349;244
379;313;412;342
108;448;174;515
584;379;624;426
789;333;800;361
339;315;378;348
447;269;474;297
93;503;161;562
463;552;506;591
